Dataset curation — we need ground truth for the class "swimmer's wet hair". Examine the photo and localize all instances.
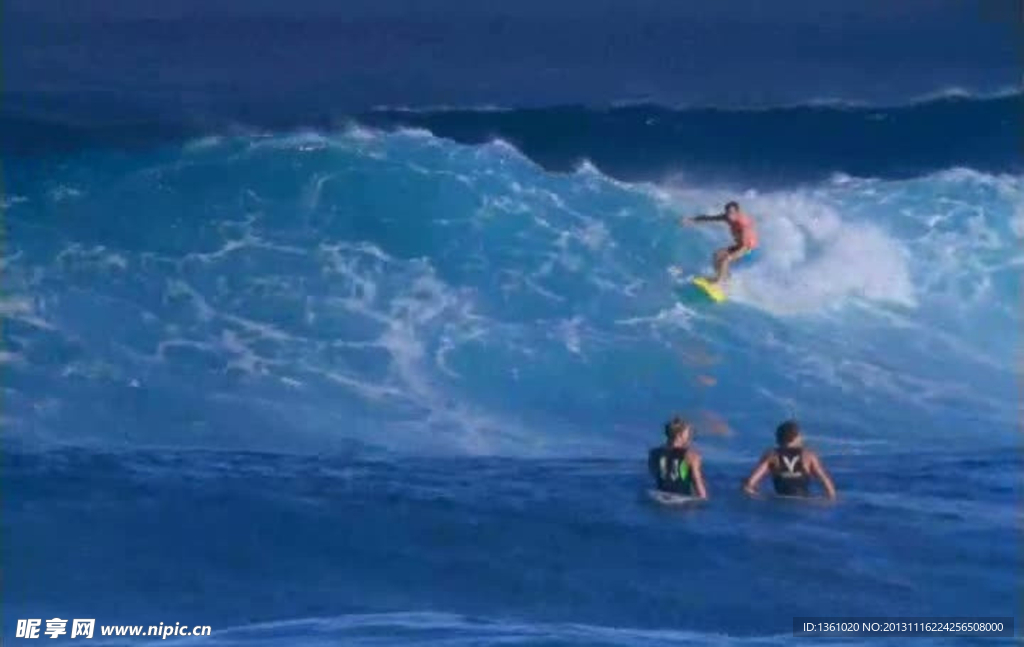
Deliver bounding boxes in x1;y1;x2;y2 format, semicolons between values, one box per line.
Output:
724;201;740;211
664;416;692;439
776;419;801;445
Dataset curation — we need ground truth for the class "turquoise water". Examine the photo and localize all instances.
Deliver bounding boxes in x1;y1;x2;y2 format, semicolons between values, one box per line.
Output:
3;115;1020;644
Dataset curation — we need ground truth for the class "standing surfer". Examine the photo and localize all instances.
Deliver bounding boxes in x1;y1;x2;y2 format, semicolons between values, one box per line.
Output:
681;201;758;284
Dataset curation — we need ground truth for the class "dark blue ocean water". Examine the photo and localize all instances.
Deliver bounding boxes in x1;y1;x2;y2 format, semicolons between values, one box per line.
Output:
363;96;1022;186
4;0;1020;116
6;449;1020;645
3;1;1022;645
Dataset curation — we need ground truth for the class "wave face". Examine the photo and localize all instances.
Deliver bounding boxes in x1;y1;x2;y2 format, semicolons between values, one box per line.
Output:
3;122;1021;643
364;95;1022;185
5;95;1020;184
4;126;1020;454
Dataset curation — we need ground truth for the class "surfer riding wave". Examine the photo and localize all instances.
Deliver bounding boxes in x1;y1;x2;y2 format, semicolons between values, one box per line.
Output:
680;201;758;285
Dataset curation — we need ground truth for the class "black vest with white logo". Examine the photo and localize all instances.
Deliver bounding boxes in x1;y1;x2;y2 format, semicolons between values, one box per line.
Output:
772;447;810;496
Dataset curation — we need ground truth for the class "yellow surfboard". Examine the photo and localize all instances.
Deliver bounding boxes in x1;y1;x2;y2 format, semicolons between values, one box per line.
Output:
691;277;726;302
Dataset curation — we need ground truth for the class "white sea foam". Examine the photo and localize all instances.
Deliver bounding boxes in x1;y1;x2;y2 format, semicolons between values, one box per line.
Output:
732;195;916;314
650;186;917;315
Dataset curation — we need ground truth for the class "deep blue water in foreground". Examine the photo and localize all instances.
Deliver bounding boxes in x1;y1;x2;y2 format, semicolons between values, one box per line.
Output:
3;1;1022;644
6;449;1020;645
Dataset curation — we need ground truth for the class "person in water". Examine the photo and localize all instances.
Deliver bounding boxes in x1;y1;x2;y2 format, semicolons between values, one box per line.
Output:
681;201;758;284
648;416;708;499
742;420;836;500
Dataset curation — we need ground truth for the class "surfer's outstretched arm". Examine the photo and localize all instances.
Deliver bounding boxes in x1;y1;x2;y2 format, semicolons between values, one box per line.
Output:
742;451;772;496
681;213;726;226
806;451;837;500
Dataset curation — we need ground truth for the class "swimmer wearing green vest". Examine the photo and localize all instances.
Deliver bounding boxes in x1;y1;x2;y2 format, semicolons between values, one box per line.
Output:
648;416;708;499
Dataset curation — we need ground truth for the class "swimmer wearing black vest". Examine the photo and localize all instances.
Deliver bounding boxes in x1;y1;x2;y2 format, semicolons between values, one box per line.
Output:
742;420;836;500
648;417;708;499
